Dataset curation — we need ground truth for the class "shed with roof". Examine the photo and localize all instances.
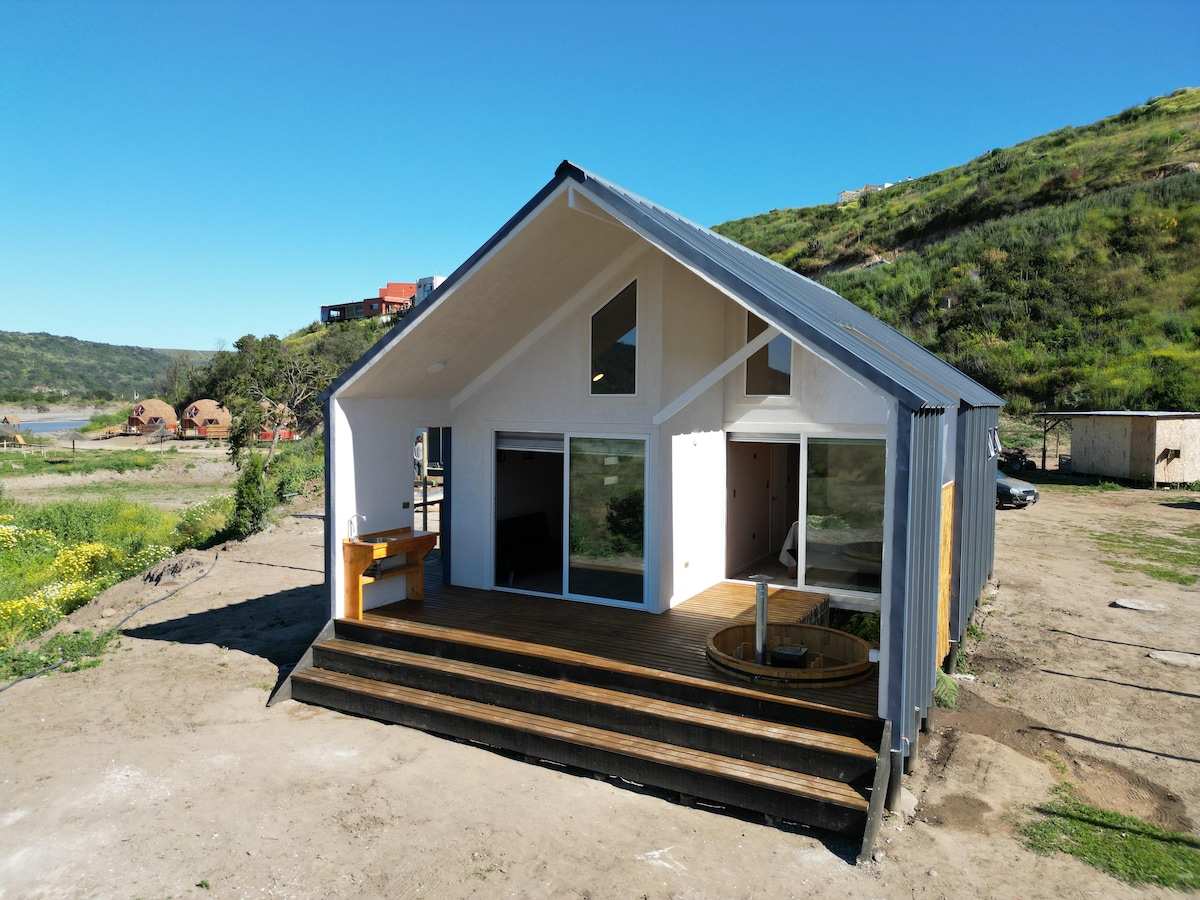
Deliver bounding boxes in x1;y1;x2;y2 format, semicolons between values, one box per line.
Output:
1053;411;1200;486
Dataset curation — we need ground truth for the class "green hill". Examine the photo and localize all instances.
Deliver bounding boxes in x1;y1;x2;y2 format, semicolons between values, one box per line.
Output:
715;88;1200;412
0;331;184;403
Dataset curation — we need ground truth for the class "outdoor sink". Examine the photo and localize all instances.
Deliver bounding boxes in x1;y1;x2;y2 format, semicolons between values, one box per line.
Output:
363;536;395;544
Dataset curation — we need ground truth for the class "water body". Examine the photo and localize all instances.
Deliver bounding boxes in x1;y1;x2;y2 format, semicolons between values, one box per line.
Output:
22;420;91;434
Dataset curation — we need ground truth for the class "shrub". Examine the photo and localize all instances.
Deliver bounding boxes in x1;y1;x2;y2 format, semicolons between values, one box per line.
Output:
173;497;234;550
267;439;324;502
843;612;881;643
230;455;273;539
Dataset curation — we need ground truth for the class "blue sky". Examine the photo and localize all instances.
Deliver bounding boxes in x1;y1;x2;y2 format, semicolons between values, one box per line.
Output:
2;0;1197;351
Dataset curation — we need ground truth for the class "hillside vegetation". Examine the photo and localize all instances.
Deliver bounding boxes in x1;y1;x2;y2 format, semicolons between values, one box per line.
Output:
0;332;181;403
6;92;1198;417
715;88;1200;411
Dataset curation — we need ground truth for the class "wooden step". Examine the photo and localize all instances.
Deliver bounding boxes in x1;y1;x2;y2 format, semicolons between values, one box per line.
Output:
292;667;870;835
344;615;881;741
313;638;877;783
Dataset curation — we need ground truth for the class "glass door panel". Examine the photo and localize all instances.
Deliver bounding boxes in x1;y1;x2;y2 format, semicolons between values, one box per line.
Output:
804;438;884;593
568;437;645;603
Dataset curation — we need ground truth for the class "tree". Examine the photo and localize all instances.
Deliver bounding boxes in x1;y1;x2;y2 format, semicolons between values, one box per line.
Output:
154;352;196;409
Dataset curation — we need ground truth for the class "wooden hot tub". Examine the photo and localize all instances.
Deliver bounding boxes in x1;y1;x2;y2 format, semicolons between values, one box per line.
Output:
706;623;874;688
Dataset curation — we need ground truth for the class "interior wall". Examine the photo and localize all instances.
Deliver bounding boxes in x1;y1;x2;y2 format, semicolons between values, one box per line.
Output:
726;442;772;575
772;443;801;551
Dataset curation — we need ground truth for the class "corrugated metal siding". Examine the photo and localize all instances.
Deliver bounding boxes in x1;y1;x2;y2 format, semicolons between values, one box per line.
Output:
886;408;945;756
950;406;998;641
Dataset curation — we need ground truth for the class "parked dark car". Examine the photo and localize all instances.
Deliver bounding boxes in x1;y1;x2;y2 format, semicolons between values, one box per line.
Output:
996;470;1039;509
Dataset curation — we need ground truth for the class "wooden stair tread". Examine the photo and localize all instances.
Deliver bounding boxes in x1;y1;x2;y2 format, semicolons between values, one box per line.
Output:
353;614;875;721
294;667;869;812
319;638;876;760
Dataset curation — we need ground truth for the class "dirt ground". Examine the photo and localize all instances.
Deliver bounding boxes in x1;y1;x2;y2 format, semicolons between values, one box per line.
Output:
1;468;1197;898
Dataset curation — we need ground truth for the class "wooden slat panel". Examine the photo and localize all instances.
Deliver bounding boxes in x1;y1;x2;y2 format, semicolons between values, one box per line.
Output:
937;482;954;663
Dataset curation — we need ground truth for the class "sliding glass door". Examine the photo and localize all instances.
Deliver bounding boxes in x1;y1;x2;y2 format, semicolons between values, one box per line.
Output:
494;432;646;605
568;437;646;604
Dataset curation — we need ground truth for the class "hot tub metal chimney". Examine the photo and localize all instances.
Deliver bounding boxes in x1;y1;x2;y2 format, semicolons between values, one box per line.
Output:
749;574;773;665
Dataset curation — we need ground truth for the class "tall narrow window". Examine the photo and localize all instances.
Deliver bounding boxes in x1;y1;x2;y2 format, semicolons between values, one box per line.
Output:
591;282;637;395
745;312;792;396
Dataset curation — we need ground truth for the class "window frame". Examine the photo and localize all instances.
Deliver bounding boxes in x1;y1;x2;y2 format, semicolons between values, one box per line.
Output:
590;281;638;397
744;311;793;397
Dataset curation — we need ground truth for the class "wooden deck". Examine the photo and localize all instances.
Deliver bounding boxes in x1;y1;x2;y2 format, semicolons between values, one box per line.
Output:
290;567;889;853
367;571;879;718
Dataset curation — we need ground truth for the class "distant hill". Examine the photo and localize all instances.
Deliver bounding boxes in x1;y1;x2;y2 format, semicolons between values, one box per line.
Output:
715;87;1200;411
0;331;205;402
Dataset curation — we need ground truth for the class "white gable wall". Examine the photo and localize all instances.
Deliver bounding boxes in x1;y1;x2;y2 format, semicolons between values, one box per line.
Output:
722;298;892;435
439;237;901;612
329;198;908;619
447;249;665;602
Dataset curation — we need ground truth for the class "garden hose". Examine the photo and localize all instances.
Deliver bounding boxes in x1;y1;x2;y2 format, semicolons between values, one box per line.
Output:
0;550;220;694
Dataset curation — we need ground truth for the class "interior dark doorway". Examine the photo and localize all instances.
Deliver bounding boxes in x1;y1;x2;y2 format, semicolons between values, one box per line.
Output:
494;433;564;594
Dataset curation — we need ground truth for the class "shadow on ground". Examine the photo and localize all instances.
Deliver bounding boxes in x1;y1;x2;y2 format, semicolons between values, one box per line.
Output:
123;583;327;672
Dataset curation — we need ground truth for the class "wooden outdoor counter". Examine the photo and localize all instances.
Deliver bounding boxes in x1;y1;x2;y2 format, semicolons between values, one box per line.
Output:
342;527;438;619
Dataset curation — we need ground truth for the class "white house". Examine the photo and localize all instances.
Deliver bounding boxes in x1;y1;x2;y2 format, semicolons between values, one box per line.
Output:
316;161;1002;788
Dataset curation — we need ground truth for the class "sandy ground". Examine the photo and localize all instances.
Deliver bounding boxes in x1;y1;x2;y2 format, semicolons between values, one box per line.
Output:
1;473;1197;899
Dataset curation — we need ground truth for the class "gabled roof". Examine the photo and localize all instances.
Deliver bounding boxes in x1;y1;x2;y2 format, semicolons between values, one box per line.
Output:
326;162;1002;412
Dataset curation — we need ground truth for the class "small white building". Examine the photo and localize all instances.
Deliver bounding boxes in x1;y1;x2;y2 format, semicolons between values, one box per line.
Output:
414;275;445;306
317;161;1004;775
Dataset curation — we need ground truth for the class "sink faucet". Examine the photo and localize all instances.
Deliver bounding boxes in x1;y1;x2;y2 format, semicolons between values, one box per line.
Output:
348;514;365;540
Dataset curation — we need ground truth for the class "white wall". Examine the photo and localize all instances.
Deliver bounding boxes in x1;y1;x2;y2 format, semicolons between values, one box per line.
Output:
447;251;664;595
666;429;726;607
328;396;449;617
722;299;890;433
657;259;730;609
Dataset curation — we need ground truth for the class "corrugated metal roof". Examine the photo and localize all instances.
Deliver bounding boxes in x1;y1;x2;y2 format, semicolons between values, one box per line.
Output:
1047;410;1200;418
558;161;1002;411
